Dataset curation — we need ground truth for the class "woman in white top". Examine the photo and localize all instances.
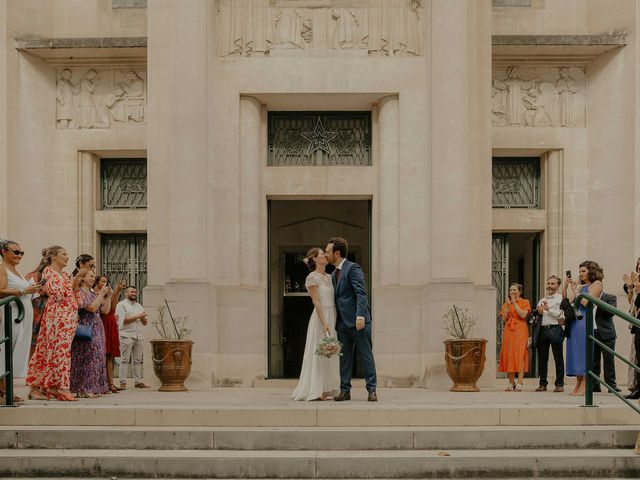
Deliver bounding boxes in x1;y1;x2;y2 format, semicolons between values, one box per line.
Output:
291;247;340;401
0;239;39;402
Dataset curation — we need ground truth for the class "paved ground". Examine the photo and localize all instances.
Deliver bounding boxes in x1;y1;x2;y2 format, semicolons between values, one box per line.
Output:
7;380;633;408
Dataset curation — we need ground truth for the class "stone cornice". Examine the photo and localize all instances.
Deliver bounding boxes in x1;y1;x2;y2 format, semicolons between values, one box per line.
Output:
492;33;627;65
14;36;147;64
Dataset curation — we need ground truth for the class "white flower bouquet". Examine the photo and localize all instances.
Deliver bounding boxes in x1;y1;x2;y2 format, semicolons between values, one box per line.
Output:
315;335;343;358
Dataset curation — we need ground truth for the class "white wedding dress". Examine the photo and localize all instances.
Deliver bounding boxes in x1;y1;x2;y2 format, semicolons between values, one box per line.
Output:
291;271;340;401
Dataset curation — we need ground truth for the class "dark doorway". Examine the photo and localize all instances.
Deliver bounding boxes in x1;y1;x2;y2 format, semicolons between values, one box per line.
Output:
268;200;371;379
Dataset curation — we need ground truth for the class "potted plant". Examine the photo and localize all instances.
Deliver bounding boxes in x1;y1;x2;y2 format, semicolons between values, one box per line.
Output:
150;300;193;392
442;304;487;392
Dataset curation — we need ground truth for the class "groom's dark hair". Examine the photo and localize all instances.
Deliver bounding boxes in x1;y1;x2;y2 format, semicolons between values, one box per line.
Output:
328;237;348;258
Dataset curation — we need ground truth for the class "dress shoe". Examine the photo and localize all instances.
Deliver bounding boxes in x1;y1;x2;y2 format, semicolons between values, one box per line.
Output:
334;391;351;401
367;391;378;402
624;390;640;400
134;383;151;389
553;386;564;393
535;385;547;392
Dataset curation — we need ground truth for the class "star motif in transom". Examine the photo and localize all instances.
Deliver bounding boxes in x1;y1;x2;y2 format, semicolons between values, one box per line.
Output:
300;118;338;155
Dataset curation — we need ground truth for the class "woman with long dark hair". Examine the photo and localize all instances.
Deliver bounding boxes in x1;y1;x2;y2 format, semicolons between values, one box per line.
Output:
564;260;604;396
94;275;125;393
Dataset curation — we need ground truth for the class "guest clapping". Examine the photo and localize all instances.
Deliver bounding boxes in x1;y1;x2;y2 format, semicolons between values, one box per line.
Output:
70;269;110;397
0;240;40;403
623;257;640;400
26;246;79;401
498;283;531;391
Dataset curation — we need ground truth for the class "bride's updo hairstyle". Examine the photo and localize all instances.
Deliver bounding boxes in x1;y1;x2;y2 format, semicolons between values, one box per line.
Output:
304;247;323;272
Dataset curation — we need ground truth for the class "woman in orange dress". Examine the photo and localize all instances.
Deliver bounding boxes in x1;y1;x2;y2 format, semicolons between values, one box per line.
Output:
25;246;79;401
498;283;531;391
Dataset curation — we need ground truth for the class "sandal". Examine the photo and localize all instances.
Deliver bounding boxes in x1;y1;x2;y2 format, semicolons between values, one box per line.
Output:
28;389;48;401
0;390;24;403
514;383;523;392
504;383;515;392
109;384;120;394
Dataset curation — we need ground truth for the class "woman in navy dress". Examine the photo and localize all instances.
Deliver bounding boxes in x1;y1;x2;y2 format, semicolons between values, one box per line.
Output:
563;260;603;396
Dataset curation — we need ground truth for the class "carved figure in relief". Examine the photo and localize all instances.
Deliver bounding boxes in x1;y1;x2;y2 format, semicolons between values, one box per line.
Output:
522;83;558;127
331;8;360;49
367;0;389;56
75;70;99;129
216;0;243;56
492;81;507;126
56;69;76;129
493;67;539;126
273;8;304;49
556;67;579;127
389;0;421;56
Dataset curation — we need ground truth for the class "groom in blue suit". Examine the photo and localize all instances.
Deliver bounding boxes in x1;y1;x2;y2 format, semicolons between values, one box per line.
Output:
326;237;377;402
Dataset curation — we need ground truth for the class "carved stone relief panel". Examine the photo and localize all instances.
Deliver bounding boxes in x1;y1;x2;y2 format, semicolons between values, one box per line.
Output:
492;66;586;127
55;67;146;129
215;0;422;57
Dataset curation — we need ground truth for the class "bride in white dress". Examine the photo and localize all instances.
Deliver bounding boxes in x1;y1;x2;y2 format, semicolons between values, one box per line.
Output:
291;248;340;401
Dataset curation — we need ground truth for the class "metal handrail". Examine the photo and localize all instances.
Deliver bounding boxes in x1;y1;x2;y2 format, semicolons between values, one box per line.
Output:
0;295;24;408
574;293;640;413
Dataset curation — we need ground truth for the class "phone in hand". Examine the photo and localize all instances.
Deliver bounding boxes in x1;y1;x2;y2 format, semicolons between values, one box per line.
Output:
565;270;572;279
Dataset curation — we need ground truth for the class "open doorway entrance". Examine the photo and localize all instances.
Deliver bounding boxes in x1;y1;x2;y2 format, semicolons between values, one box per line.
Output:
492;232;541;377
268;199;371;378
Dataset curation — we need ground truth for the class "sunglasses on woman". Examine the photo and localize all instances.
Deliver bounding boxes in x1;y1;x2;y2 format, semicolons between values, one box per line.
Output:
9;249;25;256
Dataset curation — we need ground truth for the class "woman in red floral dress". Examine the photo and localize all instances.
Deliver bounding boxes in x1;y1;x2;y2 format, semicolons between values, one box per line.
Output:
26;246;79;401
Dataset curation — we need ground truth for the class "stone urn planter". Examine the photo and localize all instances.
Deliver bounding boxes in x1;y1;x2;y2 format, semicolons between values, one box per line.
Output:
150;301;193;392
442;304;487;392
150;339;193;392
444;338;487;392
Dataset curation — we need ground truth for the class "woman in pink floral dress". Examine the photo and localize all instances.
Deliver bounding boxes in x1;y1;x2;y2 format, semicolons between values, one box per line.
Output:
26;246;79;401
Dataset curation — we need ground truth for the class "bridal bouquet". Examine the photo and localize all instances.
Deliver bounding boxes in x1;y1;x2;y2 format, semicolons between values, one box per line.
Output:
315;335;343;358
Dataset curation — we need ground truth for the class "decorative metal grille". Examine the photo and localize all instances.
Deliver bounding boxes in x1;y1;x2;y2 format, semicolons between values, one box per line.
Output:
268;112;371;166
492;157;540;208
101;234;147;302
492;235;508;362
101;159;147;210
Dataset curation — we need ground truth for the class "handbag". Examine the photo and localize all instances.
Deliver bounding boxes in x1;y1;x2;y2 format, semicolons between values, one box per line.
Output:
75;323;92;341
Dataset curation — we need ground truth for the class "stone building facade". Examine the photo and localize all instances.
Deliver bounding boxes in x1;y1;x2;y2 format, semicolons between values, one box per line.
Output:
1;0;638;388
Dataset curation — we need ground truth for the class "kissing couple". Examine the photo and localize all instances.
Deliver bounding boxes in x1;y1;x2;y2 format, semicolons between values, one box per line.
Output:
291;237;378;402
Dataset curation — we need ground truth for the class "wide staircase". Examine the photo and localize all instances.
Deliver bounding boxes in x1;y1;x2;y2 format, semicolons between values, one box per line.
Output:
0;403;639;478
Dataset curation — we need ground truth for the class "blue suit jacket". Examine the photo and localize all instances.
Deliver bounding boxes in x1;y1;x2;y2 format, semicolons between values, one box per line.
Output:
332;260;371;328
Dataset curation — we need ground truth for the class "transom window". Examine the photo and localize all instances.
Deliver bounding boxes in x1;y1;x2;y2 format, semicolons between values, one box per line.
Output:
492;157;540;208
100;158;147;210
268;112;371;166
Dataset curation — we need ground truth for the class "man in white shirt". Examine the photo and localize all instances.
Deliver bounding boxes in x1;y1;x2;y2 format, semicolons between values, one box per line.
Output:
535;275;565;392
115;286;150;389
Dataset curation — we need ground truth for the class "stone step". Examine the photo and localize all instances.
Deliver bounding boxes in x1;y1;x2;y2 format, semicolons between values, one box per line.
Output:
0;426;636;451
1;404;637;427
0;448;638;478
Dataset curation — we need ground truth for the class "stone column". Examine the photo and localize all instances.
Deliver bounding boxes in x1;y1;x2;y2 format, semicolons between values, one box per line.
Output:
77;152;96;256
239;96;262;286
430;0;471;281
545;150;563;278
146;0;214;388
377;95;399;286
166;0;208;281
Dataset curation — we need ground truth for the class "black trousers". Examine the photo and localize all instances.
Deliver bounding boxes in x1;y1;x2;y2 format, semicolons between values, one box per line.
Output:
336;322;377;393
592;330;617;389
536;325;564;387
